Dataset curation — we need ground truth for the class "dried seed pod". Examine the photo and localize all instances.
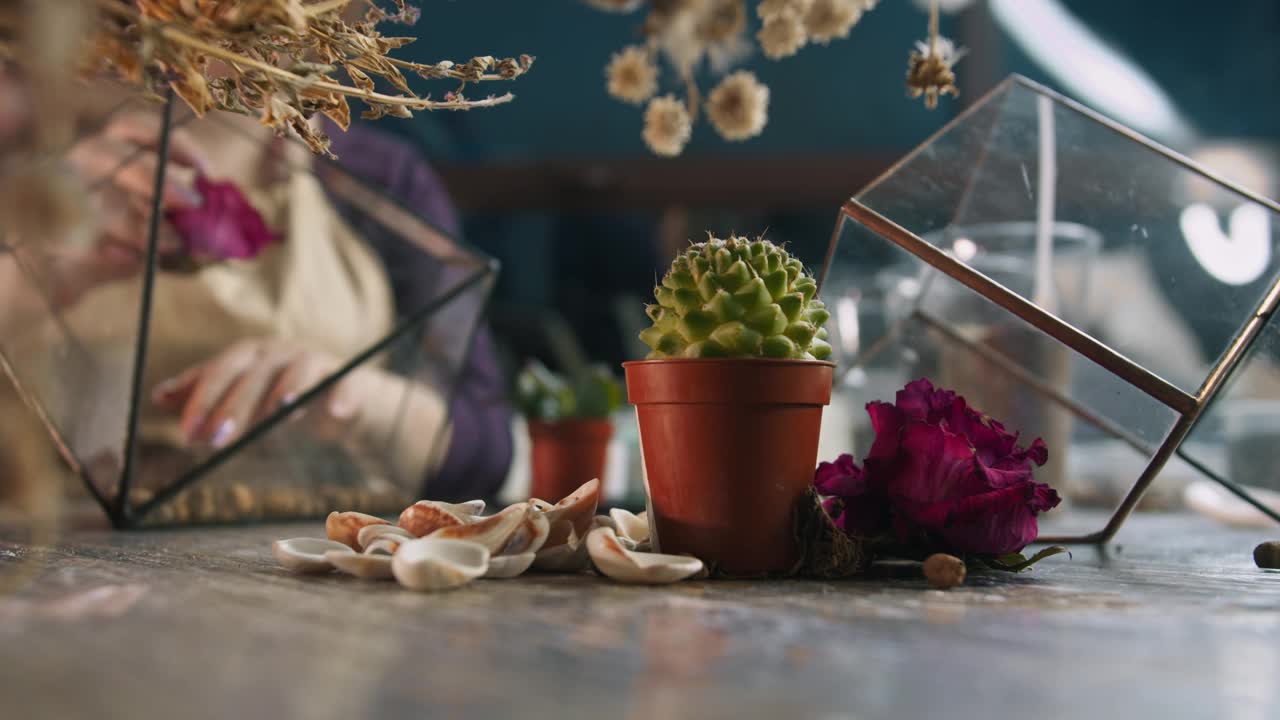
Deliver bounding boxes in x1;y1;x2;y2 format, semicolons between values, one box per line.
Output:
922;553;966;589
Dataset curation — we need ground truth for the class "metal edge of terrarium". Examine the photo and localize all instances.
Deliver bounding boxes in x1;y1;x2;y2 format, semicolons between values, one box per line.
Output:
840;199;1197;416
1012;75;1280;216
115;88;176;528
129;261;498;526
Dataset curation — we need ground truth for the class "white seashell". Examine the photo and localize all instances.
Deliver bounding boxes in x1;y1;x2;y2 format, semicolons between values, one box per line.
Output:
610;508;650;546
398;501;466;537
363;537;404;556
327;550;394;580
531;527;591;573
484;552;536;579
427;503;527;553
586;527;703;585
442;499;486;518
273;538;353;573
357;523;414;549
326;511;392;549
541;478;601;548
392;538;490;591
498;508;550;556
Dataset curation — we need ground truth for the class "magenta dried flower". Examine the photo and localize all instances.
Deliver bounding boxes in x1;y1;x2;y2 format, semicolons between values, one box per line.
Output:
816;378;1060;556
166;175;280;262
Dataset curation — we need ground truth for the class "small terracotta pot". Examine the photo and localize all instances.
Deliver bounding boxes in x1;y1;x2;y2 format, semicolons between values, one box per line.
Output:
527;418;613;502
623;358;834;575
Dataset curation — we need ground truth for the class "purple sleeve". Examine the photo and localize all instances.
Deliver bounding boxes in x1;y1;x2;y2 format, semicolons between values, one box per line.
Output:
325;127;513;503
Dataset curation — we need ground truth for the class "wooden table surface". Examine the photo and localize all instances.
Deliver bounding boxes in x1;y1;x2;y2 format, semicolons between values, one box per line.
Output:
2;511;1278;720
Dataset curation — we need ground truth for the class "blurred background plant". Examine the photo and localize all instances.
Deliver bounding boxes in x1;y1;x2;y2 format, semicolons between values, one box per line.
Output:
516;360;625;422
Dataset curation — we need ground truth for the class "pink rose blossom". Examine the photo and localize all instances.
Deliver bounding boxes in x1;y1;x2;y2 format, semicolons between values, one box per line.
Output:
166;175;279;261
815;379;1060;556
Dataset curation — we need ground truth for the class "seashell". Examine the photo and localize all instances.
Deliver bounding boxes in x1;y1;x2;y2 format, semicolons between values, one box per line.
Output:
586;527;703;585
427;503;526;553
356;523;414;550
484;552;536;579
531;527;591;573
391;538;490;591
363;537;404;556
541;478;601;548
327;550;394;580
326;511;391;549
498;507;551;556
273;538;353;573
442;499;486;519
610;508;650;546
398;501;466;537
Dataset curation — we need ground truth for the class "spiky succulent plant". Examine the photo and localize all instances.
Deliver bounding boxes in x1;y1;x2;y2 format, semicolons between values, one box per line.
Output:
640;235;832;360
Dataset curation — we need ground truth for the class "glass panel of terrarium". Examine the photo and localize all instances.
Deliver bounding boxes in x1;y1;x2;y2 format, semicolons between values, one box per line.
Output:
122;103;494;521
134;267;493;526
0;94;188;507
1182;316;1280;499
855;76;1280;397
820;211;1183;508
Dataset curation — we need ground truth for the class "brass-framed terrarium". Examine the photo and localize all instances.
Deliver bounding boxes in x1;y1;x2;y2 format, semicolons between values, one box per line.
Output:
819;74;1280;543
0;88;498;529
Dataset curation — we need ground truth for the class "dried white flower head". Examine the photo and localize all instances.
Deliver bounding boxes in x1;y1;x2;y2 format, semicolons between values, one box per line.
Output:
907;36;966;109
757;10;808;59
643;95;693;157
696;0;748;45
805;0;864;45
705;70;769;141
606;46;659;105
757;0;813;20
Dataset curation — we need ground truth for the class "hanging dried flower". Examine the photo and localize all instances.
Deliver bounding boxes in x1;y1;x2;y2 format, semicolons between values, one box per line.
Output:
642;94;693;157
907;1;965;109
757;10;808;59
1;1;534;158
591;0;878;156
804;0;865;45
695;0;747;45
757;0;813;20
705;70;768;141
606;46;659;104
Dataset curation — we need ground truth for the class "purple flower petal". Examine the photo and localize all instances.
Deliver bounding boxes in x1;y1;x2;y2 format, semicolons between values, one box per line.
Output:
166;175;280;262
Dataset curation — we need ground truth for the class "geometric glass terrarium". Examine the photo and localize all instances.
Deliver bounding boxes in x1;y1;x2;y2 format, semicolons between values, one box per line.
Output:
819;75;1280;543
0;88;496;529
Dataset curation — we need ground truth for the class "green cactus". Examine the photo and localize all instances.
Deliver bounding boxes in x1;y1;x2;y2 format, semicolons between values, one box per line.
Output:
640;235;832;360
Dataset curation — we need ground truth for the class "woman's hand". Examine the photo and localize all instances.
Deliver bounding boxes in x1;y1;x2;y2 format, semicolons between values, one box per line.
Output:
44;111;210;306
151;338;370;450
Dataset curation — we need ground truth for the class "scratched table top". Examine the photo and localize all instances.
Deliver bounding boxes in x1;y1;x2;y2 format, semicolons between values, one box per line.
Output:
1;511;1277;720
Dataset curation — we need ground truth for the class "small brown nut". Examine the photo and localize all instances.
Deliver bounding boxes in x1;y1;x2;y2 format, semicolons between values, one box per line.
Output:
1254;541;1280;569
326;511;391;549
923;553;966;589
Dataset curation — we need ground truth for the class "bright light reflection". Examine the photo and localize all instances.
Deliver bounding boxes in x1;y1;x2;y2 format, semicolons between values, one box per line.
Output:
1180;202;1271;286
952;237;978;262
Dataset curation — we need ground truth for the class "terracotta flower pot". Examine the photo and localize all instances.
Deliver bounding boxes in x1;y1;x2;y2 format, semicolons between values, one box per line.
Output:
527;418;613;502
623;358;835;575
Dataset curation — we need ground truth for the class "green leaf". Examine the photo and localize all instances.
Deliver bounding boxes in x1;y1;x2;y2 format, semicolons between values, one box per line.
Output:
980;546;1070;572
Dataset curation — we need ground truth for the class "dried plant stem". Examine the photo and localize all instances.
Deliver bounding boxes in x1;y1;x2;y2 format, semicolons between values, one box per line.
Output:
302;0;355;17
928;0;939;54
96;0;515;112
681;66;700;123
